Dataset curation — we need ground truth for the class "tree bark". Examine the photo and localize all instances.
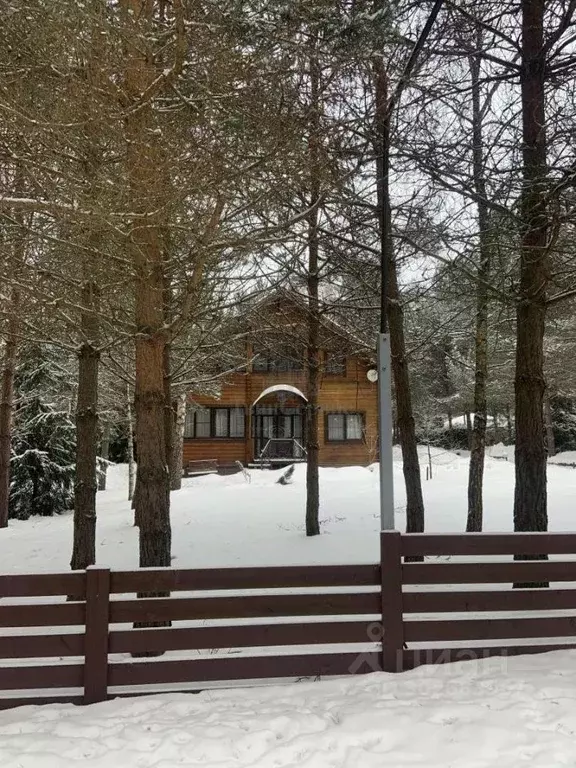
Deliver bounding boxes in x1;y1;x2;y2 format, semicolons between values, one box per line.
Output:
544;394;555;457
513;0;548;588
127;385;136;503
70;5;104;574
123;0;171;568
305;35;321;537
514;0;548;539
170;392;186;490
465;411;473;449
162;241;174;494
0;288;20;529
163;343;173;497
131;238;171;568
98;420;111;491
71;279;100;571
388;260;424;537
467;28;490;533
374;60;424;540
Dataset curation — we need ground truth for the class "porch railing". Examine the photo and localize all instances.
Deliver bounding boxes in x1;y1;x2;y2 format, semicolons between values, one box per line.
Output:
255;438;307;462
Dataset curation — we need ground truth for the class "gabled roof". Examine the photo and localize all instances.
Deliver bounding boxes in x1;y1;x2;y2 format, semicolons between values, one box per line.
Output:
244;287;374;358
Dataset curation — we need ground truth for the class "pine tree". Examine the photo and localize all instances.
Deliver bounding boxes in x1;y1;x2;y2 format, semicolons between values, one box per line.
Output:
9;349;76;520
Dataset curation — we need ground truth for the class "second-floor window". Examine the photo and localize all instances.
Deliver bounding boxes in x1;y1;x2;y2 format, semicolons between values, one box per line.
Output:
325;352;347;376
185;407;245;439
252;346;303;373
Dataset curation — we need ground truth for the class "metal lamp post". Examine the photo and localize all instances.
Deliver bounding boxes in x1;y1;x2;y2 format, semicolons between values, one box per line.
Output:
375;0;445;532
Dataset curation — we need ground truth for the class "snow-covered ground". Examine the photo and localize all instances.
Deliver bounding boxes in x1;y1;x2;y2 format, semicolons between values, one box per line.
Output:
2;450;576;765
2;446;576;573
549;450;576;466
1;653;576;767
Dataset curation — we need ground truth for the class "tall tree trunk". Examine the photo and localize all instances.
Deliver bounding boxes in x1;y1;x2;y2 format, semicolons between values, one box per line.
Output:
71;279;100;571
98;420;111;491
514;0;548;539
170;392;186;490
0;287;20;529
163;343;173;497
388;259;424;537
123;0;171;568
374;60;424;539
162;234;174;494
465;411;473;449
544;394;555;457
305;37;321;537
1;173;26;527
127;385;136;503
131;233;170;569
392;415;399;445
467;29;491;533
71;3;104;573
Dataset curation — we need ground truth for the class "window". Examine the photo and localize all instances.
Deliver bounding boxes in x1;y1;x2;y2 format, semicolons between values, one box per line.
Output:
325;352;346;376
229;407;245;437
214;409;228;437
194;409;211;438
326;412;364;442
252;354;269;372
185;407;245;439
252;346;303;373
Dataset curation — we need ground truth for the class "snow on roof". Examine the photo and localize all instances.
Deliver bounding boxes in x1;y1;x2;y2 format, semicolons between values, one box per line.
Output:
252;384;308;406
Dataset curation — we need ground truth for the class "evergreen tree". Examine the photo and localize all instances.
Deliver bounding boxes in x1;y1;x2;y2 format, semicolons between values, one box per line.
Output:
9;349;76;520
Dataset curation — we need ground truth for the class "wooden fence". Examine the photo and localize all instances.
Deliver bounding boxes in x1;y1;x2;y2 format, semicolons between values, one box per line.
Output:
2;530;576;709
386;530;576;672
0;560;382;709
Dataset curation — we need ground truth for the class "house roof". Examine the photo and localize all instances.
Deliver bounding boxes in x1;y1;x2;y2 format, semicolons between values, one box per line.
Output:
244;287;374;359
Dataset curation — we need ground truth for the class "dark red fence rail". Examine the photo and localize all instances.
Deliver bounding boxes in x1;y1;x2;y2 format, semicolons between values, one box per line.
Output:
0;561;381;709
2;531;576;709
382;530;576;672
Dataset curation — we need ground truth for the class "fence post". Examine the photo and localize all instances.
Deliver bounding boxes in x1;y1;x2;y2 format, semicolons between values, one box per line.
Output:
381;530;404;672
84;566;110;705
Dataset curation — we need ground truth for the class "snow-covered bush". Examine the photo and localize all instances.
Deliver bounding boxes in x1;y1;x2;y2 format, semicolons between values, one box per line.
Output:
551;396;576;453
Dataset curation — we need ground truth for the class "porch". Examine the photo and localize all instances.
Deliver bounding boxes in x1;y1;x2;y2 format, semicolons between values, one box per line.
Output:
250;384;308;466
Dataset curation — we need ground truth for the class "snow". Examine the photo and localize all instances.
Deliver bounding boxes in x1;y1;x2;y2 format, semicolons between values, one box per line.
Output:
2;653;576;766
487;442;514;461
252;383;308;405
549;451;576;466
2;445;576;573
3;450;576;763
443;413;500;429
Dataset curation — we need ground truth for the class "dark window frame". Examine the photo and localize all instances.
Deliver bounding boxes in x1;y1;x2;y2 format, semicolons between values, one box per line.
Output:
324;411;365;443
251;346;304;373
324;352;347;377
185;406;246;440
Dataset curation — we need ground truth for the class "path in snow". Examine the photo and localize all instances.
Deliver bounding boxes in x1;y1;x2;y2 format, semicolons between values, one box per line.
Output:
2;446;576;573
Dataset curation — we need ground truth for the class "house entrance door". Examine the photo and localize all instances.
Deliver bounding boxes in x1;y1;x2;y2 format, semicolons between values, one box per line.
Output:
253;406;306;461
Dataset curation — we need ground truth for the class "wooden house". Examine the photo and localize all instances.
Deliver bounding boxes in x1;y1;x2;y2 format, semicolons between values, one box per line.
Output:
184;293;378;469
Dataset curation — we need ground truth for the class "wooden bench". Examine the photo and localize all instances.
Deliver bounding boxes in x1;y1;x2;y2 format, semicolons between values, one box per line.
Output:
183;459;218;477
183;460;246;478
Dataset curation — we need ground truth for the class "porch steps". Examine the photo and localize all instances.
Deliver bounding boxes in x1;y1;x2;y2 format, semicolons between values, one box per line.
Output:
248;459;306;470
